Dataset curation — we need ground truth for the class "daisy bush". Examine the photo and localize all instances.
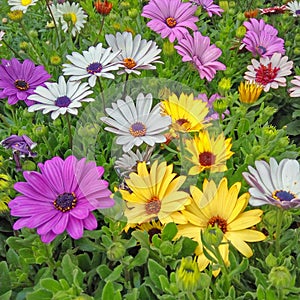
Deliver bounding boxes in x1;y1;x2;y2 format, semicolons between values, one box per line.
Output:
1;0;300;299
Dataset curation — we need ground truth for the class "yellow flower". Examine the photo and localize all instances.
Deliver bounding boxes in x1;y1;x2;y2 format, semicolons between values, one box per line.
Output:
175;178;266;275
0;194;10;213
120;160;189;225
135;219;164;242
8;10;23;22
161;93;209;133
238;81;263;104
185;130;234;175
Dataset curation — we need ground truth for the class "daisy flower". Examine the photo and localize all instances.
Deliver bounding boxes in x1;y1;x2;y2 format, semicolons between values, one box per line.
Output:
286;1;300;17
50;1;87;36
190;0;223;17
238;81;263;104
175;178;266;275
27;76;94;120
185;130;233;175
141;0;198;43
259;5;287;15
175;31;226;82
289;76;300;97
243;158;300;209
105;31;162;75
244;53;293;92
0;58;51;106
243;18;278;36
8;0;38;12
9;155;114;243
62;43;122;87
101;93;171;152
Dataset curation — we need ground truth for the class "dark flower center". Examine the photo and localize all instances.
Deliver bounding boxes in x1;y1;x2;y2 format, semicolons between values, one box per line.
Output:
86;62;103;74
129;122;146;137
55;96;71;107
166;17;177;28
14;79;29;91
296;10;300;15
148;228;161;243
208;215;227;233
257;45;267;55
54;192;77;212
123;57;137;69
145;196;161;214
176;118;188;126
255;63;279;86
184;268;195;273
199;151;216;166
272;190;296;202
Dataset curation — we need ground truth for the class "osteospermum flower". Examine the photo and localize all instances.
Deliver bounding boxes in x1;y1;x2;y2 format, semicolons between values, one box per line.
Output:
238;81;263;104
243;18;278;36
0;58;51;106
135;219;164;242
287;1;300;17
8;0;38;12
27;76;94;120
0;31;4;47
62;43;122;87
259;5;287;15
175;31;226;82
50;1;87;36
185;130;233;175
243;158;300;209
141;0;198;43
105;32;162;75
120;160;189;224
8;156;114;243
161;93;209;133
289;76;300;97
244;53;293;92
175;178;266;274
191;0;223;17
101;93;171;152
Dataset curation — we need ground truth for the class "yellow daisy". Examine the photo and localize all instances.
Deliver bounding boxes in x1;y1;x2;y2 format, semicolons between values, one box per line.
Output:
161;93;209;132
185;130;234;175
238;81;263;104
120;160;189;225
175;178;266;275
136;219;164;242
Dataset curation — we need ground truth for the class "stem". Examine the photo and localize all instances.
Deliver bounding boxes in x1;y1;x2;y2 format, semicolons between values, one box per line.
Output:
97;77;106;115
45;243;56;269
275;207;284;256
1;39;23;59
65;113;73;149
94;15;105;45
122;73;130;99
179;132;186;175
45;0;61;44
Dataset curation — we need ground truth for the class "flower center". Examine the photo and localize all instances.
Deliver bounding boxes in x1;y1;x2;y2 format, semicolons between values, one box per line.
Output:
148;228;161;242
14;79;29;91
129;122;146;137
272;190;296;202
199;151;216;166
208;215;227;233
166;17;177;28
145;196;161;214
21;0;32;6
257;45;267;55
86;62;103;74
255;63;280;86
296;10;300;15
55;96;71;107
123;57;137;69
54;192;77;212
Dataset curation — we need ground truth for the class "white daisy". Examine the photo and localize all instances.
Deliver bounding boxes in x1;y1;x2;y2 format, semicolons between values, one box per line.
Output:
50;1;87;37
0;31;4;47
8;0;38;12
27;76;94;120
62;43;122;87
289;76;300;97
101;93;172;152
244;53;293;92
105;31;163;75
286;0;300;17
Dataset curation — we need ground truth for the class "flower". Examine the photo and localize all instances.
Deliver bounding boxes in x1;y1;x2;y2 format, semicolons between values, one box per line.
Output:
105;31;162;75
50;1;87;36
120;160;189;224
259;5;287;16
8;0;38;12
135;219;164;242
238;81;263;104
175;178;266;274
141;0;198;43
27;76;94;120
289;76;300;97
161;93;209;133
243;157;300;209
101;93;171;152
0;31;5;47
244;53;293;92
62;43;122;87
0;58;51;106
94;0;113;16
175;31;226;82
1;134;37;157
191;0;224;17
8;155;114;243
286;1;300;17
244;9;259;19
185;130;233;175
243;18;278;36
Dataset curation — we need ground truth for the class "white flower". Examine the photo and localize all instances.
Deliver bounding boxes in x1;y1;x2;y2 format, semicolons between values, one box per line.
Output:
101;93;171;152
50;1;87;36
286;1;300;17
290;76;300;97
62;43;122;87
0;31;4;47
8;0;38;12
244;53;293;92
27;76;94;120
105;31;163;75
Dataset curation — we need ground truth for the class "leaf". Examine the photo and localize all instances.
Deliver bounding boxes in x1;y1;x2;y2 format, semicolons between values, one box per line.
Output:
26;289;53;300
0;261;11;295
161;223;178;241
105;264;123;282
131;231;150;249
101;281;121;300
40;278;62;293
0;290;12;300
128;248;149;270
148;259;167;290
96;265;112;280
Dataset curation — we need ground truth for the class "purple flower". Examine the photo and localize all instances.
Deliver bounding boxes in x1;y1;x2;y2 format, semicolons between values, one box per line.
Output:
190;0;223;17
175;31;226;81
0;58;51;106
8;156;114;243
141;0;198;43
243;18;278;36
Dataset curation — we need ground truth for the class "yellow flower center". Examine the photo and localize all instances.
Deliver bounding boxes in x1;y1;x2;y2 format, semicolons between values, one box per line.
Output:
21;0;32;6
123;57;137;69
70;13;77;24
129;122;146;137
145;196;161;214
166;17;177;28
208;215;227;233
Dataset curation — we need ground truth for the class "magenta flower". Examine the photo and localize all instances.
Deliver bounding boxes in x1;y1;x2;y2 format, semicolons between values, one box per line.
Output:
9;156;114;243
141;0;198;43
0;58;51;106
175;31;226;81
191;0;223;17
243;18;278;36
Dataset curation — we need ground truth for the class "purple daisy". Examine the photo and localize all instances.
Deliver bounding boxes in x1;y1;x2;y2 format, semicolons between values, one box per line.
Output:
190;0;223;17
0;58;51;106
175;31;226;81
141;0;198;43
8;155;114;243
243;18;278;36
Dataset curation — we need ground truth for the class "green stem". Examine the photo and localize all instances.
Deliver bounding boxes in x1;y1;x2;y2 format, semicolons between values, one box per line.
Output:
275;207;284;256
65;113;73;149
45;0;61;45
94;15;105;45
122;73;130;99
1;38;23;59
179;133;186;174
97;77;106;115
45;243;56;269
213;245;230;291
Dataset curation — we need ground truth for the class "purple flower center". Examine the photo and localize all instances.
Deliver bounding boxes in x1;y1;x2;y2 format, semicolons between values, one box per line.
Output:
55;96;71;107
86;62;103;74
129;122;146;137
272;190;296;202
296;9;300;15
14;79;29;91
54;192;77;212
257;46;267;55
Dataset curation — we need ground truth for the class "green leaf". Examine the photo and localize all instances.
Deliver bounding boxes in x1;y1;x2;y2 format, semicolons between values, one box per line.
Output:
178;237;198;257
124;288;139;300
96;265;112;280
148;259;167;290
161;223;178;241
229;258;249;277
26;289;53;300
250;267;268;289
0;261;11;295
105;264;123;282
101;281;121;300
40;278;62;293
237;118;250;137
131;231;150;249
128;248;149;270
0;290;12;300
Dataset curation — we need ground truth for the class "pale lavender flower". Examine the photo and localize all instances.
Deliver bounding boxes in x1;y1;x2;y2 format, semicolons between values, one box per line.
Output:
190;0;223;17
289;76;300;97
286;1;300;17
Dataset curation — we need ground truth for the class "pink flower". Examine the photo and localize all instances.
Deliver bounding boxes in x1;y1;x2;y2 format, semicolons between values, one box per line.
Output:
190;0;223;17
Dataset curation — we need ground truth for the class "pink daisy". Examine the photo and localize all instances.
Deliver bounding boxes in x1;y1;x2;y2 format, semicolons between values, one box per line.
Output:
243;18;278;36
190;0;223;17
289;76;300;97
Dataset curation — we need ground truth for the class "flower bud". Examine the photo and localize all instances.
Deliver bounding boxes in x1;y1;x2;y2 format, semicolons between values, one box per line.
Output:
29;30;38;39
19;41;29;50
107;242;126;261
219;1;229;11
50;55;62;65
162;40;175;56
265;253;277;268
218;78;232;96
94;0;113;16
22;160;36;171
8;10;23;22
212;98;228;114
202;225;224;248
128;8;138;18
33;124;48;137
268;266;293;289
236;26;246;38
